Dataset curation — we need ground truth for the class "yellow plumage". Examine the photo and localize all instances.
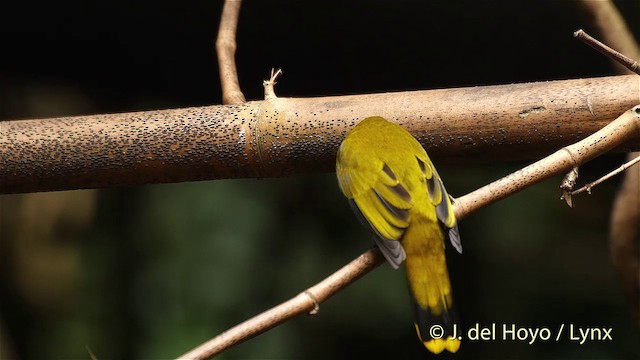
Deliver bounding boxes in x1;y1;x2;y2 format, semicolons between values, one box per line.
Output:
336;116;462;354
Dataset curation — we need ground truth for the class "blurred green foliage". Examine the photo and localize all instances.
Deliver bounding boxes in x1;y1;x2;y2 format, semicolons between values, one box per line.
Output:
1;1;639;359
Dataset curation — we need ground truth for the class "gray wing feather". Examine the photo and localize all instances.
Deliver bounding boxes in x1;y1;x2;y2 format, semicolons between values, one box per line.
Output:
421;157;463;254
448;224;463;254
348;199;406;269
372;236;406;269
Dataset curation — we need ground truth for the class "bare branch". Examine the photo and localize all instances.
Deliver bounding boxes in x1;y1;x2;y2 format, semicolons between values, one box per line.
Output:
454;106;640;220
216;0;245;104
179;106;640;359
574;30;639;75
578;0;640;324
571;155;640;196
177;248;385;359
2;75;639;194
579;0;640;75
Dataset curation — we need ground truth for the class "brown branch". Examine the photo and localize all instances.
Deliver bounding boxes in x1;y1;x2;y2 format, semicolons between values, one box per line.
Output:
574;30;639;75
2;75;639;194
179;106;640;359
178;248;384;359
579;0;640;75
216;0;245;104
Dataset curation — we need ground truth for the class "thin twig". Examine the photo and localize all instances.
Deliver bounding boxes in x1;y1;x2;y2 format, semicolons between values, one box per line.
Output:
179;106;640;359
216;0;246;104
571;154;640;196
263;68;282;100
574;29;640;75
578;0;640;75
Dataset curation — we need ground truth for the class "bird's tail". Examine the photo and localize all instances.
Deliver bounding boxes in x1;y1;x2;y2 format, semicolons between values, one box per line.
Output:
411;296;461;354
404;226;461;354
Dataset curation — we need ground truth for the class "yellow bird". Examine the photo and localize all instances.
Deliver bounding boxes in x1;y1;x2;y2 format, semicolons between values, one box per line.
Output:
336;116;462;354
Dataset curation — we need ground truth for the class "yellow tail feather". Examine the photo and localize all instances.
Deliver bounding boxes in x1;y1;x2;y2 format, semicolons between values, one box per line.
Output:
424;337;461;354
415;324;461;354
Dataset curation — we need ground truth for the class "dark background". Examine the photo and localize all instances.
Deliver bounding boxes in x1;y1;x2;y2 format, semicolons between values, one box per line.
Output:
1;1;639;359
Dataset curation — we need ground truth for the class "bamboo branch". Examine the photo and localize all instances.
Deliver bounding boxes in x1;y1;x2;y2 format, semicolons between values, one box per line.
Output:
179;106;640;359
216;0;245;104
2;75;639;194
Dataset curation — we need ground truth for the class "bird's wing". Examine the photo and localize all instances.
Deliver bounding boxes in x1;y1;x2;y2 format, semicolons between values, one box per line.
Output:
414;154;462;254
337;151;413;268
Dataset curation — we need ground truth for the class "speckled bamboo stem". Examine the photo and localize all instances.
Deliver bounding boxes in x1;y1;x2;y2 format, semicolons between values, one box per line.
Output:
1;75;639;194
